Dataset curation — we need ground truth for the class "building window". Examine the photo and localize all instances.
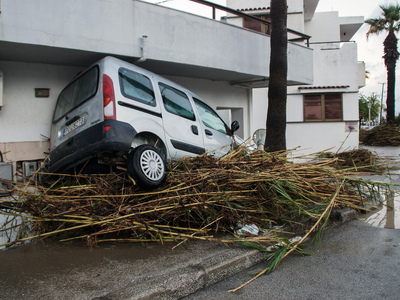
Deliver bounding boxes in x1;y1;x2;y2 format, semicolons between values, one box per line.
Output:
243;14;271;34
304;93;343;121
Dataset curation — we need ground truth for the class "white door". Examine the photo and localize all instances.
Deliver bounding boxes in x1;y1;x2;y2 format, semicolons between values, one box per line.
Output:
193;98;233;157
158;82;205;159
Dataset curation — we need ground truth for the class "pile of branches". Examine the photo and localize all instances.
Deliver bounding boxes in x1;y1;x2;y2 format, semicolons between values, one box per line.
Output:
1;147;390;290
361;124;400;146
319;149;379;172
1;148;385;249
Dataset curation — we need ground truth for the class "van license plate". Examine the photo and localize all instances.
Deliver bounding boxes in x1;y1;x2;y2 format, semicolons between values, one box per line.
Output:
62;117;85;137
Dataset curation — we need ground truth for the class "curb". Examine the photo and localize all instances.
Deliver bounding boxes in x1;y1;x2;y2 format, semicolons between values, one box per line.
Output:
97;247;266;300
101;208;358;300
331;208;358;224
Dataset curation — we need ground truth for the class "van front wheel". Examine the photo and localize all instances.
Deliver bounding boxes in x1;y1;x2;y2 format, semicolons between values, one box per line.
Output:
127;145;166;189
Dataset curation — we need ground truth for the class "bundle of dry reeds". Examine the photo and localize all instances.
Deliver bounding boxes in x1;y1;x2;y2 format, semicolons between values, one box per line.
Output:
361;124;400;146
0;147;385;249
320;149;379;172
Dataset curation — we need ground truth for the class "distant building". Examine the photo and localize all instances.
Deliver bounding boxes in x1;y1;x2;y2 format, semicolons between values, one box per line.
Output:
226;0;365;155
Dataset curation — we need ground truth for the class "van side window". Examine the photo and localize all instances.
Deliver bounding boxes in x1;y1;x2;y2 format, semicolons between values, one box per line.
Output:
159;83;195;121
53;66;99;122
194;98;227;134
119;68;156;107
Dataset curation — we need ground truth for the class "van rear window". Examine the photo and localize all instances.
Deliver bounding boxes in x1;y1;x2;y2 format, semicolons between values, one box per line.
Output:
119;68;156;107
53;66;99;122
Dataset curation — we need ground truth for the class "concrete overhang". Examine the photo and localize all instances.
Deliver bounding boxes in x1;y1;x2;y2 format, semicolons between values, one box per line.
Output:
304;0;319;21
339;16;364;42
0;39;313;89
0;0;313;88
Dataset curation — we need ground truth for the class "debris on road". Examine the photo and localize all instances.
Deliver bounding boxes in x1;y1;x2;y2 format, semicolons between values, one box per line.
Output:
1;147;387;247
319;148;380;172
361;124;400;146
0;146;392;290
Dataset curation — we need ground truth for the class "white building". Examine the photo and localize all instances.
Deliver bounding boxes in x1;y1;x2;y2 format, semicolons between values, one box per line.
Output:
0;0;363;180
226;0;365;155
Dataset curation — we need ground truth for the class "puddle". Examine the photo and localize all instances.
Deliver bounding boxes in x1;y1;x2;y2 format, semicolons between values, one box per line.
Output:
359;191;400;229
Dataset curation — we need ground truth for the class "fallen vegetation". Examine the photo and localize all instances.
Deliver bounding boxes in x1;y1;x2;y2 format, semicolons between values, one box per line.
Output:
0;147;391;290
318;148;380;172
361;124;400;146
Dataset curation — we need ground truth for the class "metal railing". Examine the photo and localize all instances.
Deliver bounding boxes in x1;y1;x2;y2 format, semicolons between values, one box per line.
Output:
187;0;311;47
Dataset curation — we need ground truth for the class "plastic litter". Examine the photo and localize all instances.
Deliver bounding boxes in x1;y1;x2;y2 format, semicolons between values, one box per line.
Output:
236;223;259;237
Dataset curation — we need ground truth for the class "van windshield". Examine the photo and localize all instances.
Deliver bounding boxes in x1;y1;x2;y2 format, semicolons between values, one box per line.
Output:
53;66;99;122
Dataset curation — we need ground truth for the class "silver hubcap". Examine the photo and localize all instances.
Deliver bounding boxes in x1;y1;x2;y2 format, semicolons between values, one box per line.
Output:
140;149;164;181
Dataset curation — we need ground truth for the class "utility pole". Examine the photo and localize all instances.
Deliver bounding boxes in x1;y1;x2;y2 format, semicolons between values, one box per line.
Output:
368;102;372;126
379;82;385;124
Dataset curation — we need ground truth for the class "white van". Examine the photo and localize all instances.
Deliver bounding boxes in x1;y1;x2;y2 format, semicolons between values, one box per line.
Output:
49;57;239;188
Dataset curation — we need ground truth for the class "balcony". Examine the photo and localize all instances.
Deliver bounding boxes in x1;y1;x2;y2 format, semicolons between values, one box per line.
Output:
0;0;313;87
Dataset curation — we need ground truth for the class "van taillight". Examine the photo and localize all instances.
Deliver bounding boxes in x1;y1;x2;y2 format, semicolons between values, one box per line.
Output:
103;74;116;120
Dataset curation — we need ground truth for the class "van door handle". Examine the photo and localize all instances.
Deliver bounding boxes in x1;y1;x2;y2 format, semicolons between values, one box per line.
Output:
65;115;80;126
205;129;213;136
191;125;199;135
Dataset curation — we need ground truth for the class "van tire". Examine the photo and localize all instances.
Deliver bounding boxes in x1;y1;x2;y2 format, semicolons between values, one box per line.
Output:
127;145;166;189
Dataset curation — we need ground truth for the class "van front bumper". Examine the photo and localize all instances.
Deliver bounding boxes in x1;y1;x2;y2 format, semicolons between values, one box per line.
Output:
48;120;137;173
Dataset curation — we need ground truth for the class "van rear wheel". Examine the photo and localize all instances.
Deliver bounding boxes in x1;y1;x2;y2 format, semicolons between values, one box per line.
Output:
127;145;166;189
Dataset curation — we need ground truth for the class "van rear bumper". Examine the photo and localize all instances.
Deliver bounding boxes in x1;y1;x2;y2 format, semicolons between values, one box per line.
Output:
48;120;137;173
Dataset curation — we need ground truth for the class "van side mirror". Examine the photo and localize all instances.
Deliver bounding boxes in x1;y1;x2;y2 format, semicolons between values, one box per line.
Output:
231;121;240;133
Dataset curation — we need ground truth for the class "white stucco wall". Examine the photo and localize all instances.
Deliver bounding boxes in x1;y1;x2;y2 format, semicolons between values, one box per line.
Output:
311;43;359;89
343;92;360;121
358;61;366;88
227;0;271;9
227;0;303;12
288;13;305;34
0;61;81;143
286;122;359;155
305;12;341;43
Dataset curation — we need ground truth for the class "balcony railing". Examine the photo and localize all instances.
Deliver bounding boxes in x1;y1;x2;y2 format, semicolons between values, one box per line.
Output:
172;0;311;47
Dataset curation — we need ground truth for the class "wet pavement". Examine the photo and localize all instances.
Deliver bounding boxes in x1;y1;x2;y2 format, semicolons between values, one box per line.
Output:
358;146;400;229
185;219;400;300
0;238;265;300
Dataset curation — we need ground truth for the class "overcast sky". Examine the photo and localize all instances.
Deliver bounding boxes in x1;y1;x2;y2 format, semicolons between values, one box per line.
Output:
143;0;400;113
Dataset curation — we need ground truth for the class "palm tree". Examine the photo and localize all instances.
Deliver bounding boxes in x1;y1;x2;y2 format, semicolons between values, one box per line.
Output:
264;0;287;151
365;4;400;123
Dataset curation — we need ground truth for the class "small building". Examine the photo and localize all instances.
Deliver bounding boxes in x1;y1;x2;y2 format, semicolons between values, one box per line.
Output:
226;0;365;155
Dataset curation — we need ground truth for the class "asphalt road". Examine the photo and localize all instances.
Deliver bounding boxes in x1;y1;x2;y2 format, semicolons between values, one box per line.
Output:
184;219;400;300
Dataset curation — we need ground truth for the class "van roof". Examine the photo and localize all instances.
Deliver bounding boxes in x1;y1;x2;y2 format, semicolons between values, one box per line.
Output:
100;56;208;105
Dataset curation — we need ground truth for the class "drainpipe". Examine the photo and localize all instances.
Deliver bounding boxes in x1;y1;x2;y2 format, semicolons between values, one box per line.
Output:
135;35;148;64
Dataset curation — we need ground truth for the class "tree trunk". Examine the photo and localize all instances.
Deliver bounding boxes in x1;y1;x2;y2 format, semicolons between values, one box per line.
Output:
383;31;399;123
264;0;287;152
